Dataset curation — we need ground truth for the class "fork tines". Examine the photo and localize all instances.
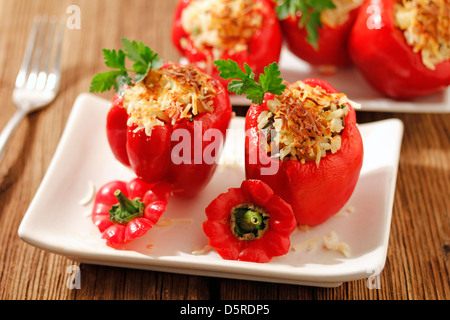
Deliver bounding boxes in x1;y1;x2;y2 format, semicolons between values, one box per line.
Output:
15;16;64;92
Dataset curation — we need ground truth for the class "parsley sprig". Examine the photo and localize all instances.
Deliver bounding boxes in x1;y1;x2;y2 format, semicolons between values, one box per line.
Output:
275;0;336;49
214;59;286;105
90;38;162;94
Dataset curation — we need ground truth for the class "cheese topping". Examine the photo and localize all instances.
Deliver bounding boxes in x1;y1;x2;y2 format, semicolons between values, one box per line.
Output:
321;0;363;27
257;81;349;166
180;0;263;59
323;231;351;257
394;0;450;70
123;64;218;135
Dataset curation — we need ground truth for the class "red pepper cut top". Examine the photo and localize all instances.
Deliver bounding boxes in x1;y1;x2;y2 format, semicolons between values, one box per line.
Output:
203;179;297;263
91;178;172;248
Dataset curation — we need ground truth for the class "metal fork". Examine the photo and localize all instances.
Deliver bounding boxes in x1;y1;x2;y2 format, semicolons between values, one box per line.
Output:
0;16;64;162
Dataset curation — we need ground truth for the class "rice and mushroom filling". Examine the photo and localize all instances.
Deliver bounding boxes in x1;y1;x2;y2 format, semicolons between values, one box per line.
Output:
257;81;350;166
394;0;450;70
180;0;263;59
320;0;363;28
123;64;218;136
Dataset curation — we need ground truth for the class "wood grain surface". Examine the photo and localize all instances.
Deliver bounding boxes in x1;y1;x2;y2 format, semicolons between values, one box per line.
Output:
0;0;448;301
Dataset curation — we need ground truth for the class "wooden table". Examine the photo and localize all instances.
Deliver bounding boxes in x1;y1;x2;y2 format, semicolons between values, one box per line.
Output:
0;0;448;301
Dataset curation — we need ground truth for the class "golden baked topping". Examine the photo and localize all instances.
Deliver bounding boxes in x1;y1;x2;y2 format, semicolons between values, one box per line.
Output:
321;0;363;27
181;0;263;58
124;64;218;135
394;0;450;70
257;81;350;166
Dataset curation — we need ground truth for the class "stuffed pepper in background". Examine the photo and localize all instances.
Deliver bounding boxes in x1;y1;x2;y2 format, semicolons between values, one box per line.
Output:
276;0;363;70
172;0;282;88
215;60;363;226
203;179;297;263
91;39;233;198
349;0;450;99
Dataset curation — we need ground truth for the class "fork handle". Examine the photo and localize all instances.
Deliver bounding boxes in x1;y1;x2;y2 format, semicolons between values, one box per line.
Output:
0;109;28;163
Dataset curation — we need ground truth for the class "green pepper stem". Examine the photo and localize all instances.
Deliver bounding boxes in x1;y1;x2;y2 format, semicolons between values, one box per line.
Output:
238;210;263;232
231;204;269;241
109;190;144;224
114;190;138;212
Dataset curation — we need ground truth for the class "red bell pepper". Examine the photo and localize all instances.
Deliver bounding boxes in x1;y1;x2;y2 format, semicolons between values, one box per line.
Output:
90;40;232;198
277;0;362;68
91;178;172;248
106;63;232;198
106;93;130;167
348;0;450;99
245;78;364;226
171;0;282;87
203;179;297;263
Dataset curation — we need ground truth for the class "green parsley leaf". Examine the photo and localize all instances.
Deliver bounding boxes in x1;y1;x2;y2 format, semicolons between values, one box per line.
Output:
275;0;336;49
89;49;132;93
214;59;286;105
214;59;248;80
115;73;133;92
121;38;162;83
308;0;335;11
90;38;162;93
89;70;126;93
305;11;322;49
276;0;303;19
259;63;286;96
103;49;127;70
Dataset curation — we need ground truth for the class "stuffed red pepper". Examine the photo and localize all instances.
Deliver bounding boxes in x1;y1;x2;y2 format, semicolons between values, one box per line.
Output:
91;39;233;197
348;0;450;99
216;59;364;226
172;0;282;88
245;79;363;226
276;0;363;69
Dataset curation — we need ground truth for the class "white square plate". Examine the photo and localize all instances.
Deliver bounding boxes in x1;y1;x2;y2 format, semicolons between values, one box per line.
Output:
229;48;450;113
18;93;404;287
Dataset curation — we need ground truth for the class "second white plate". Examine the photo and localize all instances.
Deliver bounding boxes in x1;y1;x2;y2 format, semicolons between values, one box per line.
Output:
228;48;450;113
